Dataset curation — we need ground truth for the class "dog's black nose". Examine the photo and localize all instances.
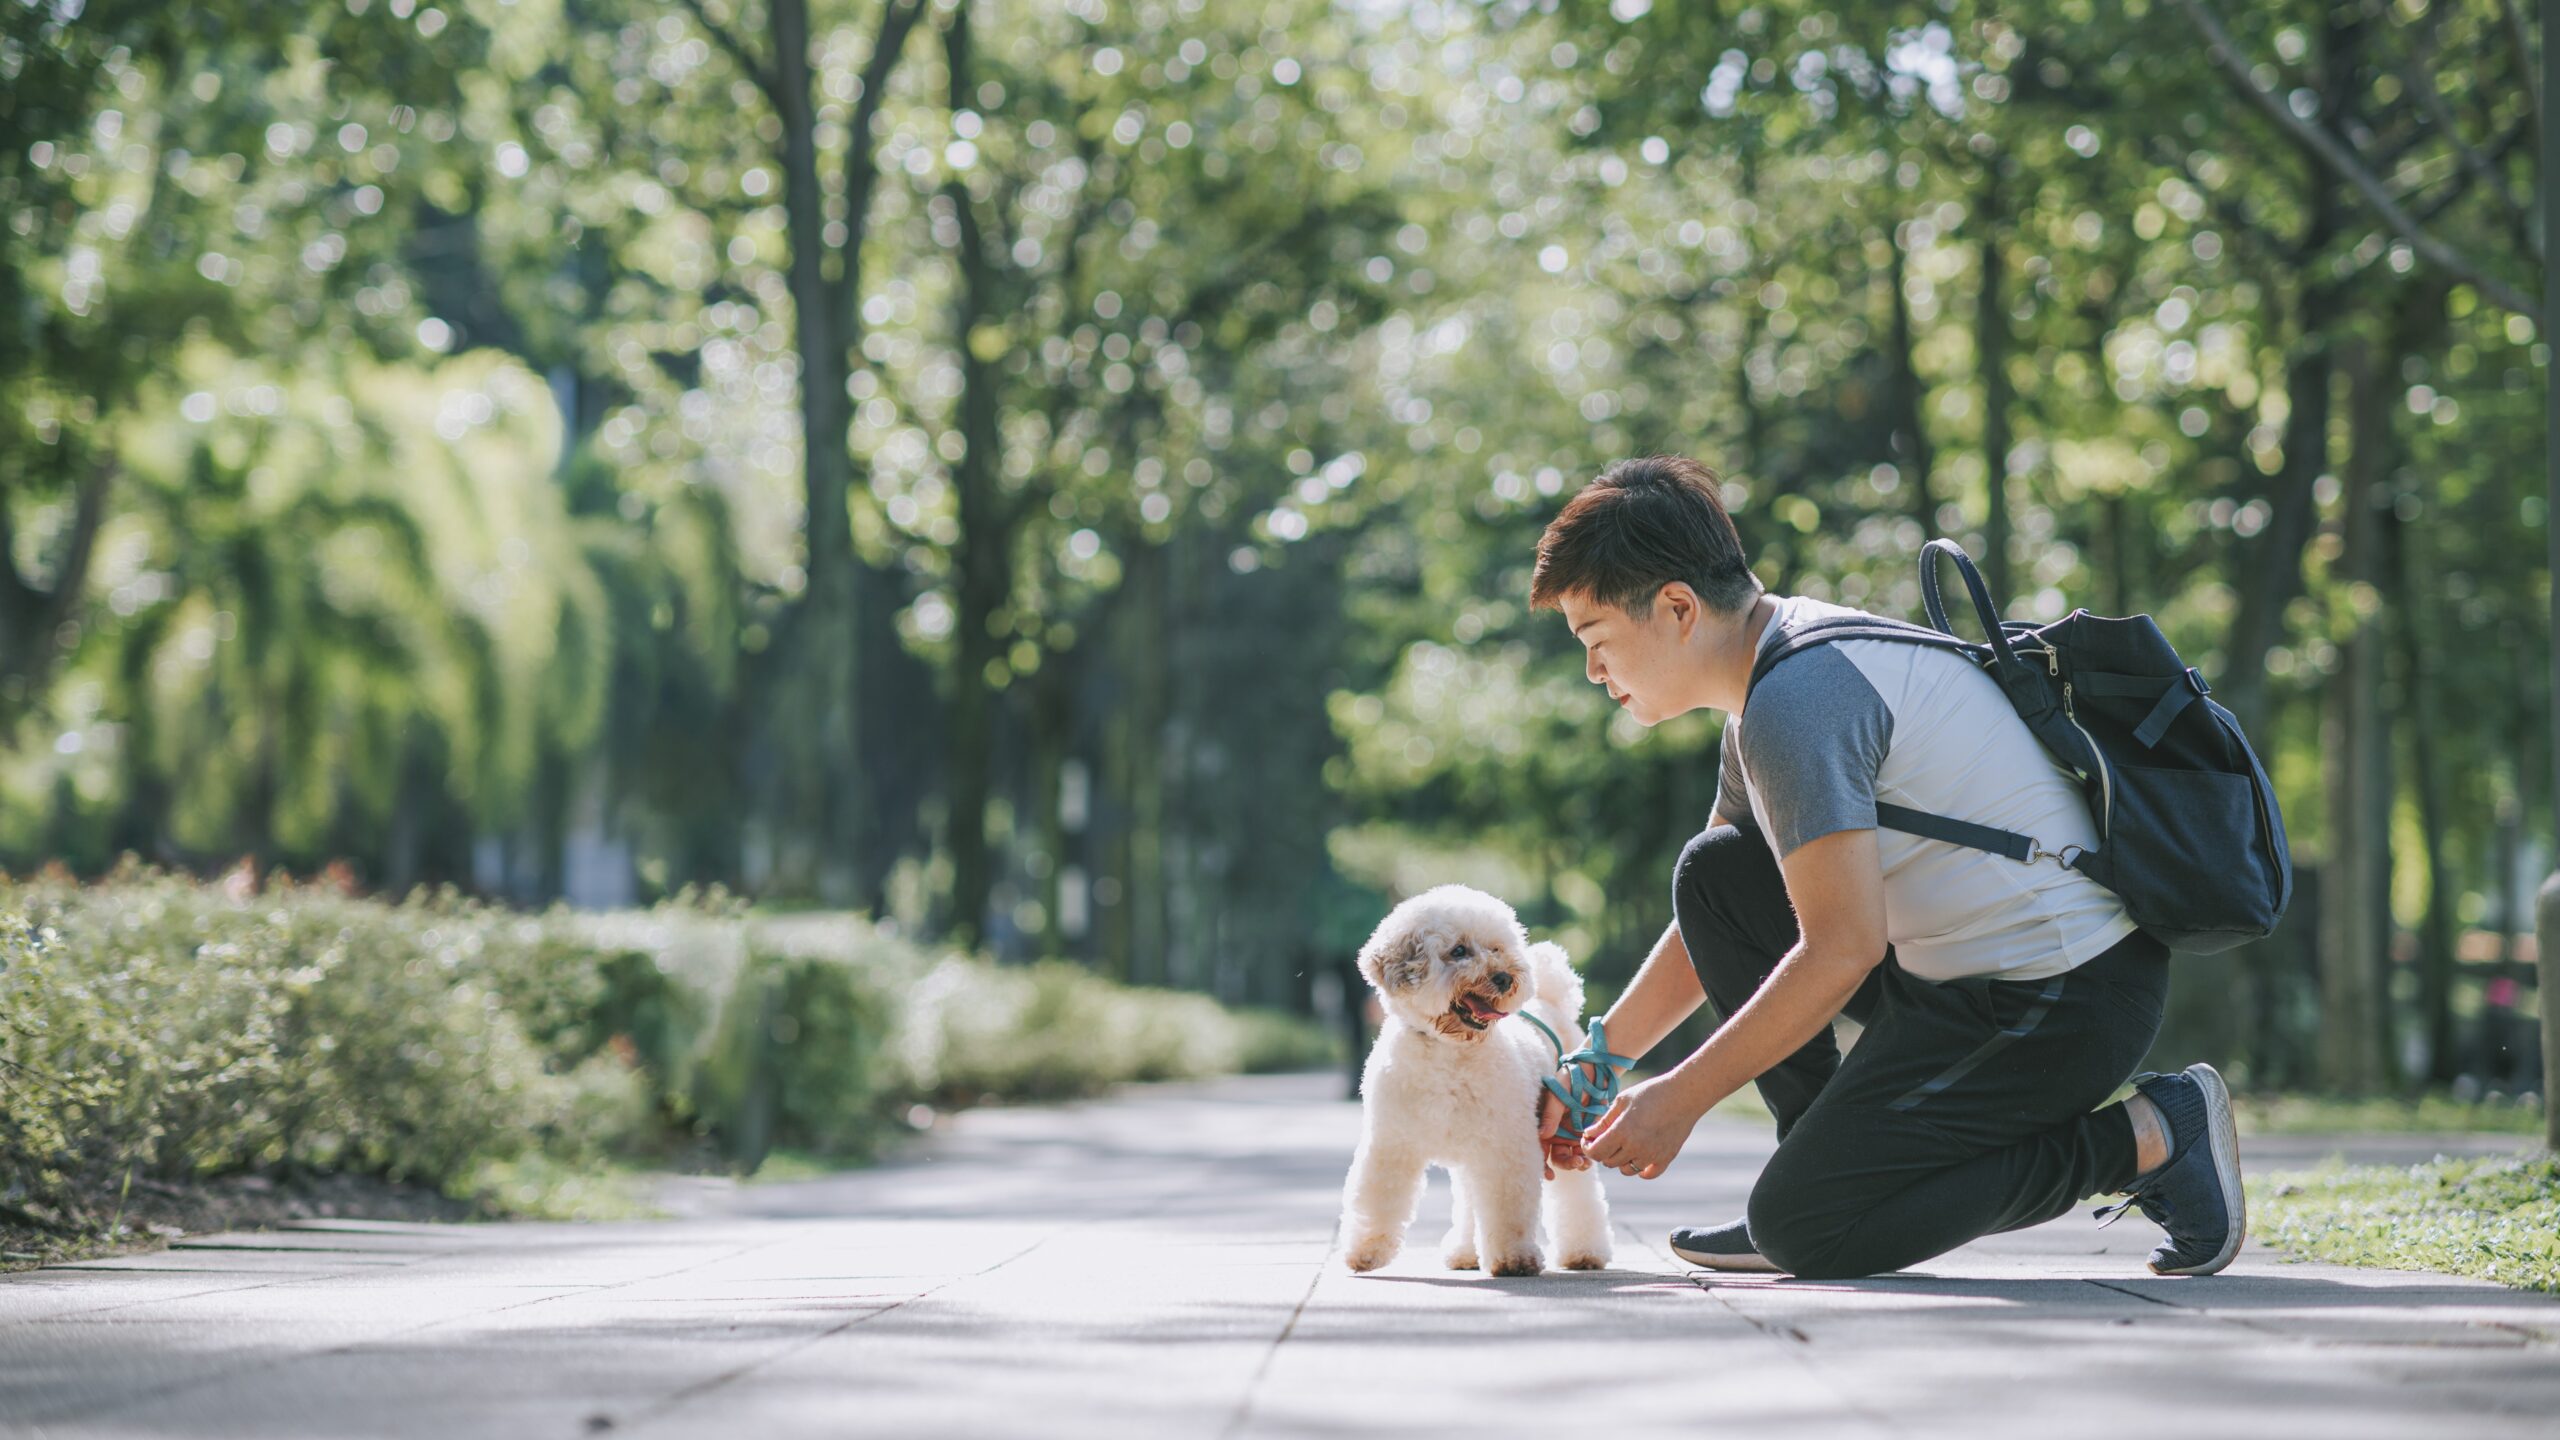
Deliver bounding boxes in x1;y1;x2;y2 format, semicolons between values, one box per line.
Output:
1489;971;1512;993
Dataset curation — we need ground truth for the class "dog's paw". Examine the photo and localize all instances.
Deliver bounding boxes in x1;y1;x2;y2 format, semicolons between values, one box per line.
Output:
1442;1246;1479;1271
1485;1249;1544;1278
1559;1249;1612;1271
1343;1235;1400;1273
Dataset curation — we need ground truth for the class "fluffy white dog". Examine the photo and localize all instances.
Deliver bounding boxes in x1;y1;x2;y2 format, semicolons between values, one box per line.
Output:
1338;884;1614;1276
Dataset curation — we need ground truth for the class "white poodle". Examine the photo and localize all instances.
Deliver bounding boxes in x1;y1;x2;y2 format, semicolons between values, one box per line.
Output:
1338;884;1614;1276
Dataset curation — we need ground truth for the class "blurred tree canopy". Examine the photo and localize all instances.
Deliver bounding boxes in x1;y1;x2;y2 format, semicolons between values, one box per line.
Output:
0;0;2549;1093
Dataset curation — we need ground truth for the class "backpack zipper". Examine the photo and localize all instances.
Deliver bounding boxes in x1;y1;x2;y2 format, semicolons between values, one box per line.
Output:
2059;677;2114;840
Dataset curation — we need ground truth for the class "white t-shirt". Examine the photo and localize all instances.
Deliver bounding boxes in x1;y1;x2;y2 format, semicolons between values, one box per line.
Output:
1716;594;2139;982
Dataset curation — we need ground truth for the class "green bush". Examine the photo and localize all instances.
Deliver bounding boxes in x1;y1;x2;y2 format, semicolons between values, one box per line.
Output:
0;869;648;1225
0;866;1338;1232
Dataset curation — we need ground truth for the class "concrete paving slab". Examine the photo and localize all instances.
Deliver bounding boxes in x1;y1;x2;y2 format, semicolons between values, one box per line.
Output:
1;1072;2552;1439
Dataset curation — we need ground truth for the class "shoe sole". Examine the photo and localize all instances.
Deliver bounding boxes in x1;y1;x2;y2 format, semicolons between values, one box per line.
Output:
1668;1237;1784;1273
2149;1061;2245;1277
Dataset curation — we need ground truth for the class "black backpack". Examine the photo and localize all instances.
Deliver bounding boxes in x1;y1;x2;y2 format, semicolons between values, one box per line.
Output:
1748;539;2293;955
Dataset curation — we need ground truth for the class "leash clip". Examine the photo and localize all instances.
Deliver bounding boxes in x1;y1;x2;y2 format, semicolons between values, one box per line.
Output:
1523;1016;1635;1144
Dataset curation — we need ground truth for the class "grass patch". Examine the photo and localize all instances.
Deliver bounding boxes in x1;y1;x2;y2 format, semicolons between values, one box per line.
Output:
741;1148;858;1186
2250;1151;2560;1294
2233;1092;2548;1137
456;1155;668;1222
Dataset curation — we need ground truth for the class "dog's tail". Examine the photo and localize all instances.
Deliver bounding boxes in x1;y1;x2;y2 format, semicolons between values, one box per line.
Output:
1525;939;1585;1025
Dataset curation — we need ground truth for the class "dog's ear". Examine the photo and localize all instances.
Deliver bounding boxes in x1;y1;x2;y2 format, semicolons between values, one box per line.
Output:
1356;922;1429;993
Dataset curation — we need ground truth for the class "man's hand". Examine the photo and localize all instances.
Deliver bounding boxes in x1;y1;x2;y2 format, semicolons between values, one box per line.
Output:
1537;1076;1593;1180
1580;1073;1707;1181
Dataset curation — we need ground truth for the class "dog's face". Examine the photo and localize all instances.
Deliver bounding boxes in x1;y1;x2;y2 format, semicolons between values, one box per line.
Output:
1356;885;1538;1043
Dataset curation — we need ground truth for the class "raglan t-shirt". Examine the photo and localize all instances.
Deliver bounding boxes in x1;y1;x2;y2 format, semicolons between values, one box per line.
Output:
1715;594;2138;983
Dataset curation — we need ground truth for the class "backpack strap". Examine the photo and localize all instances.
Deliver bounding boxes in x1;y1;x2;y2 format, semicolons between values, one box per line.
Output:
2075;667;2212;749
1873;802;2037;863
1745;616;2062;867
1747;616;1986;693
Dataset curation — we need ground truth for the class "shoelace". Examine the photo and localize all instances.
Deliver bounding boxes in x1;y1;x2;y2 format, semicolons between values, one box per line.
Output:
2092;1074;2180;1231
1516;1013;1634;1143
2091;1191;2167;1229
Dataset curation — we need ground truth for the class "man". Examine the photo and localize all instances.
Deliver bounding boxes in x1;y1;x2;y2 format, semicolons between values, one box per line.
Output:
1528;455;2243;1280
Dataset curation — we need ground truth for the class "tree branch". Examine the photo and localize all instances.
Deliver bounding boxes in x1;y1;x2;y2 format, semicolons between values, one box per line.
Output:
832;0;929;348
2498;0;2541;157
2173;0;2537;315
2143;138;2299;265
670;0;780;108
43;462;110;638
2379;0;2538;259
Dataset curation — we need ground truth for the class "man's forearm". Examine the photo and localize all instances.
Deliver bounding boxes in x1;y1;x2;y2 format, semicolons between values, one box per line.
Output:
1594;920;1708;1065
1660;940;1873;1113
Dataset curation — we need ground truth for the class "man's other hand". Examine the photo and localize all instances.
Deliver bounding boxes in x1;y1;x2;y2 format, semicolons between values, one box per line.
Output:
1537;1083;1590;1180
1580;1073;1702;1181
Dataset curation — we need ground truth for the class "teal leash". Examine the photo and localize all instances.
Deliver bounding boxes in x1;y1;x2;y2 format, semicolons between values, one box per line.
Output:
1515;1012;1635;1144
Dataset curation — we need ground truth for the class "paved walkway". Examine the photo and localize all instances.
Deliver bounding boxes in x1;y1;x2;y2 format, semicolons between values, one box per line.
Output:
3;1074;2554;1438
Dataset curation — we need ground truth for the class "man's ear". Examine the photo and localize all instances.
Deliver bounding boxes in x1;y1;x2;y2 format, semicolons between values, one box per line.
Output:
1661;581;1700;636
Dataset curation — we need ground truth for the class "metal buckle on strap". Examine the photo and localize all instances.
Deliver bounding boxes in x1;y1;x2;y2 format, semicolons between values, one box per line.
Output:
2022;842;2085;868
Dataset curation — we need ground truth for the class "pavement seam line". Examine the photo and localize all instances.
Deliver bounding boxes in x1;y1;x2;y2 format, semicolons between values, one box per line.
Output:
1216;1222;1330;1440
22;1236;774;1426
1645;1223;1905;1440
611;1234;1052;1436
617;1144;1248;1432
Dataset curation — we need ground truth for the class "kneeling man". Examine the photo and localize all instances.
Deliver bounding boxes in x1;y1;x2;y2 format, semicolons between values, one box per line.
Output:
1532;455;2241;1280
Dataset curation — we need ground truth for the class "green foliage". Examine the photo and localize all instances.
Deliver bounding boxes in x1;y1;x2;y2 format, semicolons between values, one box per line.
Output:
0;870;1332;1234
0;867;647;1224
892;957;1252;1104
2235;1092;2549;1137
2253;1152;2560;1294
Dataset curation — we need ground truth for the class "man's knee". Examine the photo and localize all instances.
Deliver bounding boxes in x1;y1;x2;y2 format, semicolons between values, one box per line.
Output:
1747;1165;1869;1280
1672;824;1774;936
1746;1170;1821;1277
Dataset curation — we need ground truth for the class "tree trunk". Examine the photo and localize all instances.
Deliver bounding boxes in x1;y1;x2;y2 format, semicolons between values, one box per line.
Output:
2538;0;2560;1149
1026;654;1072;959
0;465;111;732
1095;540;1170;983
1886;221;1936;532
2218;291;2338;732
2315;339;2392;1092
938;0;1015;948
1974;179;2013;604
2392;496;2461;1081
752;0;863;903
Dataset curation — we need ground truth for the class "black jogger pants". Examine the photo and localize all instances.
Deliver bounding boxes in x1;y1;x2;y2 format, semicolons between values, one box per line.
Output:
1671;822;2169;1280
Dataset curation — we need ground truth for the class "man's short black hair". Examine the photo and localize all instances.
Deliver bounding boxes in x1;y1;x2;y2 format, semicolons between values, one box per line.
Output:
1529;455;1761;619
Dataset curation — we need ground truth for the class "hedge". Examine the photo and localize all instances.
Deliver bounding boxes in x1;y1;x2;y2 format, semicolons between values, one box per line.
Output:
0;865;1333;1231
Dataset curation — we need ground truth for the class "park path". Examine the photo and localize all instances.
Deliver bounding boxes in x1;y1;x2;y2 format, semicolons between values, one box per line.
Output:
2;1073;2555;1439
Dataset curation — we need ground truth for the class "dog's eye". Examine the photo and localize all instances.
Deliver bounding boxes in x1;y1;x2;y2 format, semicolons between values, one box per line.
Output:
1451;944;1470;960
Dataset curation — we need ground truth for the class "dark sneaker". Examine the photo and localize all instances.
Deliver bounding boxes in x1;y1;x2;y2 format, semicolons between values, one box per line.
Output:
1668;1217;1783;1274
2094;1063;2245;1276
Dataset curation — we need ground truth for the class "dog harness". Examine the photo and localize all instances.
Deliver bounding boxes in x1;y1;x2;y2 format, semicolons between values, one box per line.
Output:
1515;1013;1634;1144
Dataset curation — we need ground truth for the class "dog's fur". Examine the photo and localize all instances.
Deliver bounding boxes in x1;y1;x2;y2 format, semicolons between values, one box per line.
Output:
1338;884;1613;1276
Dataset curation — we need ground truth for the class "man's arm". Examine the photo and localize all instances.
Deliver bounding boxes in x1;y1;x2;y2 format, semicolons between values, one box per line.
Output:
1537;813;1731;1174
1592;807;1739;1062
1653;825;1887;1116
1535;916;1703;1175
1580;825;1888;1178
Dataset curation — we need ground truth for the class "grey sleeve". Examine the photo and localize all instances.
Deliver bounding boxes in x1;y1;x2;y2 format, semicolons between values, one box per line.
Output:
1713;719;1756;830
1732;648;1894;858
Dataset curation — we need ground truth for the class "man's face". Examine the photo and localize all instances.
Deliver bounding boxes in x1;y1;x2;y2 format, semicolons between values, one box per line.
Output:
1558;587;1689;728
